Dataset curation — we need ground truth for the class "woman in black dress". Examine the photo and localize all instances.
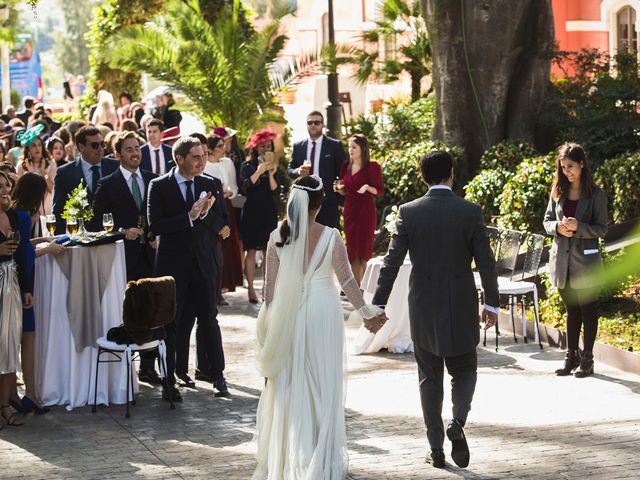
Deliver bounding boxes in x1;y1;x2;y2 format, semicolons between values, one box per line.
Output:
240;129;279;303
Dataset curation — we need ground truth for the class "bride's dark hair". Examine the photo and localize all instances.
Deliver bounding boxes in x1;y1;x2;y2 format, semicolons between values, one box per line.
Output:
276;175;325;247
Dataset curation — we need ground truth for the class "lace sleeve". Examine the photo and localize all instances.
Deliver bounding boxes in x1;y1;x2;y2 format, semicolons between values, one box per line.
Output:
264;233;279;306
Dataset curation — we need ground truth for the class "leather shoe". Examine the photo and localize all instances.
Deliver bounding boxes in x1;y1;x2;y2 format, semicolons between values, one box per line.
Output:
176;373;196;388
213;378;231;398
446;418;470;468
138;369;163;386
427;449;445;468
162;385;183;403
195;369;213;382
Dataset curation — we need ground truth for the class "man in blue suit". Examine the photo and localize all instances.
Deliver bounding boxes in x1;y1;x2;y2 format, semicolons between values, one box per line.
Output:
140;119;174;175
287;111;346;229
52;125;119;234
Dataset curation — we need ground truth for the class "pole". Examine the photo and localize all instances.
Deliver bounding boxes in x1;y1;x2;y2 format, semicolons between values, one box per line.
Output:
326;0;342;139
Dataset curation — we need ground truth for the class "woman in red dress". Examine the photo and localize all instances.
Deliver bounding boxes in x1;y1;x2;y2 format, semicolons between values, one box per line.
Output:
334;134;384;285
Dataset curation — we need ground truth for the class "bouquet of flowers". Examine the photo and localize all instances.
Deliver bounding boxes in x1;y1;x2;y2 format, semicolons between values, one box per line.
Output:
61;180;94;222
384;205;400;235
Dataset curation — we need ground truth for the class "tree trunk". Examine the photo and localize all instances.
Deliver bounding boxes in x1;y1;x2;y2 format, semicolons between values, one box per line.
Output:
422;0;554;183
410;73;421;103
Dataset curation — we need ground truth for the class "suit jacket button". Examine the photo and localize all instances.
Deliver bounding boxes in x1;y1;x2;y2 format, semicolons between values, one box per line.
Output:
566;250;569;253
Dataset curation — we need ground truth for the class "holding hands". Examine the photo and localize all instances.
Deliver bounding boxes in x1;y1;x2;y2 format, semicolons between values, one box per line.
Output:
364;312;388;334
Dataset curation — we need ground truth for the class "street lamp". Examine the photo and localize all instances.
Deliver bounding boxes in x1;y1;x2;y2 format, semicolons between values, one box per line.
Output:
326;0;342;139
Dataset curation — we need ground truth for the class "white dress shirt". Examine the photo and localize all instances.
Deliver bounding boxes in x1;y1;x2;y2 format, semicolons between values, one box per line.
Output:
80;158;102;192
119;166;145;198
305;135;324;176
174;169;195;202
149;143;166;175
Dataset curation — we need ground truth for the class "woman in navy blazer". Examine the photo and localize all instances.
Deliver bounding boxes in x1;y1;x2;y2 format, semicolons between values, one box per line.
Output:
543;143;608;378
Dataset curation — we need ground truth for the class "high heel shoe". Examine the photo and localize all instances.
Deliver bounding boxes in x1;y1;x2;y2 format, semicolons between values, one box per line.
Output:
21;396;50;414
555;349;580;376
574;351;594;378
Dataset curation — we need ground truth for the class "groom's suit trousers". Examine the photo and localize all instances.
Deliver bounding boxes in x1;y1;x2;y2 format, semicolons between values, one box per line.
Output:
414;344;477;449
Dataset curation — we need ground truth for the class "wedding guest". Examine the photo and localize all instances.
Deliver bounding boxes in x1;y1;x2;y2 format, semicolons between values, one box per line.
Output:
9;173;65;415
215;127;245;245
0;141;7;164
17;134;56;216
0;170;32;428
544;143;608;378
206;135;242;304
240;129;279;303
91;90;119;128
141;119;174;175
46;137;68;168
334;134;384;285
120;119;138;133
161;93;182;129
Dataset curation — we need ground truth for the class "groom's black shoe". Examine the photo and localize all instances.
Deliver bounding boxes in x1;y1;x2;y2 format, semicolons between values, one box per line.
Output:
446;418;470;468
427;449;445;468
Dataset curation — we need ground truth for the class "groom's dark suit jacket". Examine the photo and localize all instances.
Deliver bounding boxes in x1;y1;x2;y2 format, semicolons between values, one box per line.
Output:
372;188;498;357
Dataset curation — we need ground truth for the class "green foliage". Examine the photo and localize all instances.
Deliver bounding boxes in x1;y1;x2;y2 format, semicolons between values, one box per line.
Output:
54;0;99;76
479;140;537;171
104;0;286;139
380;140;464;208
497;154;555;233
51;112;76;124
540;49;640;167
464;168;513;224
594;150;640;224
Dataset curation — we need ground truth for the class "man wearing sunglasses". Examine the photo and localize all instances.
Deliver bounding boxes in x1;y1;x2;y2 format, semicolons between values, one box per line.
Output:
287;110;346;229
52;125;119;234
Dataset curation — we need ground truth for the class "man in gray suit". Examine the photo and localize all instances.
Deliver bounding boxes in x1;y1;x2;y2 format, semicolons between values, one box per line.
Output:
372;151;499;469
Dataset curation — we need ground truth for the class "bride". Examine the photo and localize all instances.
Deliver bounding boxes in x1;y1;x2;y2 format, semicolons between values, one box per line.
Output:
252;175;386;479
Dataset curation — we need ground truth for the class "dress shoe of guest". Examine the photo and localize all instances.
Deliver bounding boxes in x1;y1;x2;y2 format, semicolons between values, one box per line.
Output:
162;385;183;403
446;418;470;468
195;369;213;382
176;373;196;388
21;396;50;415
213;378;231;398
427;449;445;468
138;369;163;385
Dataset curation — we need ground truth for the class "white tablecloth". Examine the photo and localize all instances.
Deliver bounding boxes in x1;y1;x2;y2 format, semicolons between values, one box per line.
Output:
352;256;414;354
34;240;134;410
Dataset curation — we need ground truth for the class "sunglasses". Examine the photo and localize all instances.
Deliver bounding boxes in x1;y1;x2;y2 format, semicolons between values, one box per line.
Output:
307;120;322;126
88;141;106;150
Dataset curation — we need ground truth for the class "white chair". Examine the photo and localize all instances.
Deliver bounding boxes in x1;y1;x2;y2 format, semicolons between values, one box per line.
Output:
91;338;172;418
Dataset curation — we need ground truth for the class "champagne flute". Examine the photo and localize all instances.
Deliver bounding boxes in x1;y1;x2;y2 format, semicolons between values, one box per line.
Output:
46;214;56;236
67;218;78;236
102;213;114;232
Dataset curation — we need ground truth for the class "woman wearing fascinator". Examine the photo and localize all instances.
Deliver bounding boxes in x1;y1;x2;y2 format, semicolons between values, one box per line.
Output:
252;175;388;479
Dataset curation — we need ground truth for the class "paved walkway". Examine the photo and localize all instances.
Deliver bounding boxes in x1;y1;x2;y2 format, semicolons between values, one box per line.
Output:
2;289;639;479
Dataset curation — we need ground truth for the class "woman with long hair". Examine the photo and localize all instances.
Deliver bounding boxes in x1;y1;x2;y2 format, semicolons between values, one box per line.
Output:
334;134;384;285
16;134;56;217
206;135;243;303
239;129;280;303
45;136;67;168
91;90;119;128
543;143;608;378
0;170;32;428
252;175;385;479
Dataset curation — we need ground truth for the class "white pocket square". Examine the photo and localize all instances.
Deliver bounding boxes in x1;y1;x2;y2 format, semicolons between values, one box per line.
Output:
583;249;599;255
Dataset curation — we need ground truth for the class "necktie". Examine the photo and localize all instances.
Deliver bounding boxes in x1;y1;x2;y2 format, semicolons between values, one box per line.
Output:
131;172;143;212
185;180;195;210
154;149;161;174
309;141;316;174
91;165;100;193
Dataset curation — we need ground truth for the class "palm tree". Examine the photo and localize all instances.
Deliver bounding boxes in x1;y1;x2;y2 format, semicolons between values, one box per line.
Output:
346;0;431;103
105;0;287;138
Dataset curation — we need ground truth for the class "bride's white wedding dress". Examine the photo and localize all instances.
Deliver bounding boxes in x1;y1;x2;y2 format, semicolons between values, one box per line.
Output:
252;224;379;480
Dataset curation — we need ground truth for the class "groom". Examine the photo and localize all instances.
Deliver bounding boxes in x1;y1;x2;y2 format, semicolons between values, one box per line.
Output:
372;151;498;469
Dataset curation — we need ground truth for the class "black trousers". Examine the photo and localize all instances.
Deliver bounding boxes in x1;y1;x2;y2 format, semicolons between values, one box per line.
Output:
414;345;477;449
558;279;599;352
174;260;226;383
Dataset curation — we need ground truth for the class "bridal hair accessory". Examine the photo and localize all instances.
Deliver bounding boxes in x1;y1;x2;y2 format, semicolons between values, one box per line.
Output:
292;175;323;192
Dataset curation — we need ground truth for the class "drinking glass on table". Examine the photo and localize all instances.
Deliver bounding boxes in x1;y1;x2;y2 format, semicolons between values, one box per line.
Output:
45;214;56;236
67;218;78;236
102;213;114;232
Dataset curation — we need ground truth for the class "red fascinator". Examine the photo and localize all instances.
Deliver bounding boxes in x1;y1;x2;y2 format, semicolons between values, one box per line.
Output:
245;128;278;149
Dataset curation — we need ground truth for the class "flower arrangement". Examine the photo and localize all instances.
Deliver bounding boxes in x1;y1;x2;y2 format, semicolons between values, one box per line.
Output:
61;180;94;222
384;205;400;235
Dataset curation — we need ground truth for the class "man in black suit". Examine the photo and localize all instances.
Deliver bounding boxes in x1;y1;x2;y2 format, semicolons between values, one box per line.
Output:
287;110;346;229
147;136;229;402
93;132;162;385
372;151;499;470
52;125;119;234
140;119;174;175
16;96;35;126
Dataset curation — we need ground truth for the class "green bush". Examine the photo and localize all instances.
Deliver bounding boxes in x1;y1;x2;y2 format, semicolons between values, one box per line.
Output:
497;154;555;233
464;168;513;224
479;140;537;170
594;150;640;224
52;113;78;125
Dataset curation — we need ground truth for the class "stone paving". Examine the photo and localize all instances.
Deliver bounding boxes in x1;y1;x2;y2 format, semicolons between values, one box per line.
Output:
1;288;639;479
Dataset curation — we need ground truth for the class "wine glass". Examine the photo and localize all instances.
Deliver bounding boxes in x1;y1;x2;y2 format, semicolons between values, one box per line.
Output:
45;214;56;236
102;213;114;232
67;218;78;237
7;229;20;245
